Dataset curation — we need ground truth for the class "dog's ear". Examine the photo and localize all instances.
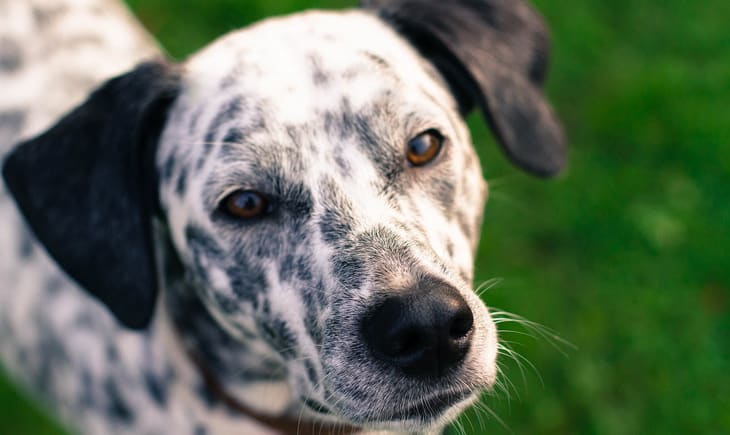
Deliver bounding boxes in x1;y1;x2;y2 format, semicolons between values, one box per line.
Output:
362;0;566;177
2;61;180;329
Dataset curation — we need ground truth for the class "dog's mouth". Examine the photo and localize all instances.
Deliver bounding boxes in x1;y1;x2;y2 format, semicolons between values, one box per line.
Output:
376;389;474;422
316;387;476;429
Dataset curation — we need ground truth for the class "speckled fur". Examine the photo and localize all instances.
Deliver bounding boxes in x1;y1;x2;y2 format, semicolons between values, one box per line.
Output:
0;0;559;433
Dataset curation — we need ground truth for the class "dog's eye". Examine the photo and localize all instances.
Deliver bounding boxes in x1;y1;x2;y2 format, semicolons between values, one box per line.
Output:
221;190;269;219
406;129;444;166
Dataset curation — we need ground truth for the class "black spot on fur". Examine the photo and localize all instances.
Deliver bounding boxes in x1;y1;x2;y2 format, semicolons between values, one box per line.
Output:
222;127;244;147
73;310;97;329
185;225;224;257
319;208;353;245
260;318;298;359
279;254;296;282
145;373;168;406
188;107;205;135
296;256;313;282
0;38;22;73
455;211;474;241
304;310;323;346
352;113;403;189
204;98;245;144
332;98;404;186
282;182;314;218
210;127;247;168
429;178;456;211
105;379;133;423
160;153;175;183
0;109;25;143
198;97;245;169
304;359;319;386
175;165;188;196
317;178;355;245
227;257;267;304
211;292;239;315
309;54;330;86
194;425;209;435
32;5;66;26
195;381;219;408
323;110;351;139
324;98;403;189
106;343;119;362
32;331;67;396
185;224;225;284
44;275;66;296
220;63;246;90
362;51;391;69
79;370;95;409
17;231;34;258
333;152;351;176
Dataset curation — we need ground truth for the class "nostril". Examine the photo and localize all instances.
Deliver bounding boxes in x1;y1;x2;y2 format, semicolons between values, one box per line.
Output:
392;329;422;356
449;308;474;340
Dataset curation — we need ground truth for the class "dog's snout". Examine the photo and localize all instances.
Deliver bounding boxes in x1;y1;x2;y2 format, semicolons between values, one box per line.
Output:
361;282;474;378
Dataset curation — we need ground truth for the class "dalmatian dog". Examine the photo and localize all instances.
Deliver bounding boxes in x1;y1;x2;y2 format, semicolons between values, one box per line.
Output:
0;0;565;434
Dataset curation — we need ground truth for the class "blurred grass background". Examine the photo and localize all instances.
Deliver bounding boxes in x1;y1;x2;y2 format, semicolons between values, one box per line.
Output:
1;0;728;433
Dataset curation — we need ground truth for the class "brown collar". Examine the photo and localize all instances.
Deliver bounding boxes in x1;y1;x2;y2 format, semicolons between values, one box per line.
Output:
190;352;359;435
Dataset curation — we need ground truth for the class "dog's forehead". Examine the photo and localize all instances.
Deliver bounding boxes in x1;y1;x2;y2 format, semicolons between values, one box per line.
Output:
157;8;485;252
181;10;455;121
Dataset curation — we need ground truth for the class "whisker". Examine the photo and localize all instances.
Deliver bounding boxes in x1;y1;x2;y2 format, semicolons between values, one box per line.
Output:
497;342;529;388
472;398;511;433
499;341;545;388
491;308;576;356
495;362;520;401
473;277;504;297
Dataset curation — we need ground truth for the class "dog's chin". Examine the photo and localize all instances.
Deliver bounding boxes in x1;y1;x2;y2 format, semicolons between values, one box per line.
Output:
321;390;480;432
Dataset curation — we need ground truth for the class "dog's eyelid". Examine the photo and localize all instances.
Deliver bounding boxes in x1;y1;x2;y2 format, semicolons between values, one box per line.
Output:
214;186;247;206
403;112;456;147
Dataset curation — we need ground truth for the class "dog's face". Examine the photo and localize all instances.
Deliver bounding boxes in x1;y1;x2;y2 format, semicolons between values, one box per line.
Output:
3;1;565;432
159;12;493;429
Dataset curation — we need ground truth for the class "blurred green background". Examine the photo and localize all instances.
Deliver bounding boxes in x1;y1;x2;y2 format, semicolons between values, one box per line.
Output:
1;0;728;433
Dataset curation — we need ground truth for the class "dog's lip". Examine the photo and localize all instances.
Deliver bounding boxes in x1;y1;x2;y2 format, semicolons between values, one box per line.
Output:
375;389;473;421
327;388;474;425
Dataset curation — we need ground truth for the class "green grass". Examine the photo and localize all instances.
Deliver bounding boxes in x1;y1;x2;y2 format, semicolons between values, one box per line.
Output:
2;0;728;433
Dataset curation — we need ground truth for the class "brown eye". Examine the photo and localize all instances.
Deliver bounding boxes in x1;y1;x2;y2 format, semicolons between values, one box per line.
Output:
222;190;269;219
406;129;444;166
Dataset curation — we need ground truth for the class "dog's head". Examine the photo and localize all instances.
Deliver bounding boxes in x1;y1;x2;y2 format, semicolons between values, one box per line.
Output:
3;0;564;431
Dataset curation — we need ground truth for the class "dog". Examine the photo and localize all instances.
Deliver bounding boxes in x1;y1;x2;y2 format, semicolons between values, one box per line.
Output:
0;0;565;433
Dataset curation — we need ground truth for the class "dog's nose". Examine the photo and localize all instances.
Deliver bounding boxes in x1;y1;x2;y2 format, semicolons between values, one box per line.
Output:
361;281;474;378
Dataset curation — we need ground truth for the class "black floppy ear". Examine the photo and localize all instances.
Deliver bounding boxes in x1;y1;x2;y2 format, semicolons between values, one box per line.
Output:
2;61;180;329
362;0;566;177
